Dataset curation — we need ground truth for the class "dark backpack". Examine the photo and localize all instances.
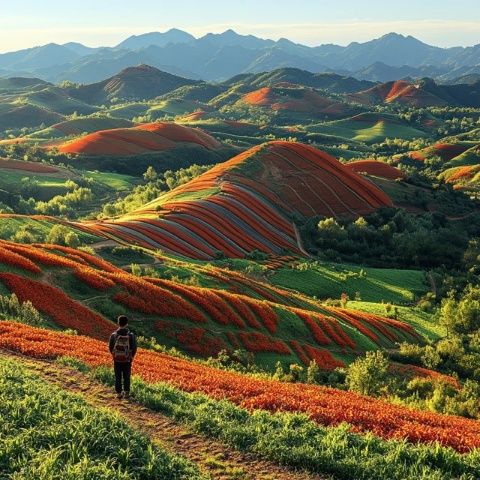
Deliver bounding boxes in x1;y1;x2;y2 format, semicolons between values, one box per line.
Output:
112;333;131;363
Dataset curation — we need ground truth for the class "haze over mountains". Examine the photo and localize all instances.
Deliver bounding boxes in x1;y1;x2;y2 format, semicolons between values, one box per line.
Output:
1;29;479;84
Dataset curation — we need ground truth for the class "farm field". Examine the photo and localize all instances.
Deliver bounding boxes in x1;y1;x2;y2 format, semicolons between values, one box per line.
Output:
1;30;480;479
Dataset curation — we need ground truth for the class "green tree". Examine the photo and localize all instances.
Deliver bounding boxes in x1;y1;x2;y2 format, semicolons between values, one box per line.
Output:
346;351;389;396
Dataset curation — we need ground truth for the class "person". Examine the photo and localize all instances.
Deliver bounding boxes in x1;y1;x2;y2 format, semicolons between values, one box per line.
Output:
109;315;137;399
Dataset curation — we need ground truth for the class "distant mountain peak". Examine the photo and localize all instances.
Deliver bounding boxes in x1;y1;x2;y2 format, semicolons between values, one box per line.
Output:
116;29;195;50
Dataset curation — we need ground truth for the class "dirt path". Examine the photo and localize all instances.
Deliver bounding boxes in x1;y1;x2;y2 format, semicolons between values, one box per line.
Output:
0;350;324;480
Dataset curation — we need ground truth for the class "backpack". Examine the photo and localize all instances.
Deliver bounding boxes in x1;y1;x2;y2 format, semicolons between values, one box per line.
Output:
112;333;131;363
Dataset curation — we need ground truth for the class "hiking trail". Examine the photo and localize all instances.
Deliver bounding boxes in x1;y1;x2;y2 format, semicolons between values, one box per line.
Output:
0;349;324;480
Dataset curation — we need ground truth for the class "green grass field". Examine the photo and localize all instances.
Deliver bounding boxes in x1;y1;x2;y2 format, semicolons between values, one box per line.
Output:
308;114;428;144
0;358;204;479
270;262;427;304
0;217;101;243
0;168;72;199
348;301;443;341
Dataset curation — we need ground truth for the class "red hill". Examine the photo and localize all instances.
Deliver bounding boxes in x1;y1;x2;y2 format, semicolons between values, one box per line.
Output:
409;143;472;161
58;121;221;155
241;85;352;117
346;160;405;180
83;141;392;259
349;80;450;107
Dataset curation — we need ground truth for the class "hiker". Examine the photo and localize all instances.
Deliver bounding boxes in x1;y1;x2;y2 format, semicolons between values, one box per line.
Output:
109;315;137;399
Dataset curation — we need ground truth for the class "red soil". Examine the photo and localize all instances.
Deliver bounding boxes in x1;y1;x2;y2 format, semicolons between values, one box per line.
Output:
409;143;470;162
445;165;480;183
181;110;208;121
242;87;347;115
384;80;412;102
350;80;448;107
88;141;392;259
0;158;59;173
345;160;405;180
58;122;221;155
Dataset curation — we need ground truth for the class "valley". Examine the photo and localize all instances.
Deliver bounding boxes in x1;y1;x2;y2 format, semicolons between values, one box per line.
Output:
1;25;480;480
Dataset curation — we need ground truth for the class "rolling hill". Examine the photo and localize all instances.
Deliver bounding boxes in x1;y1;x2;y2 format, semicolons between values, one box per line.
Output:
348;78;480;107
0;240;421;369
66;65;199;104
345;160;405;180
226;68;376;93
57;121;222;156
29;116;134;139
307;112;428;143
0;103;64;131
81;141;392;259
239;84;355;119
408;141;478;163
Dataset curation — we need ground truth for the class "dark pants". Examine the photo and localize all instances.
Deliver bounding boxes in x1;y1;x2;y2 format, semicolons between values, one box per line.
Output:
114;362;132;393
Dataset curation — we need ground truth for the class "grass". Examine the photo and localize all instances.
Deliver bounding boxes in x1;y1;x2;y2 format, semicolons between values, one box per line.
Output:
84;170;138;191
308;114;427;144
348;301;444;341
0;217;101;243
0;169;72;199
0;358;205;479
30;116;133;139
270;262;428;304
87;364;480;480
446;145;480;167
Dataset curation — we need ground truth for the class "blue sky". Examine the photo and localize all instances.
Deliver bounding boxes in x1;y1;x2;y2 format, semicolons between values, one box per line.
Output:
1;0;479;52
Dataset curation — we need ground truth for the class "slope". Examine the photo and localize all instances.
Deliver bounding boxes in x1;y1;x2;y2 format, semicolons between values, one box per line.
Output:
58;121;222;155
239;85;356;119
308;112;428;143
83;141;392;259
0;240;419;369
66;65;199;104
348;78;480;107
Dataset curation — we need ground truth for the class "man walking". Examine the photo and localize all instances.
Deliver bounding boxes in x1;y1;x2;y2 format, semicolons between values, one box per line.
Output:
109;315;137;399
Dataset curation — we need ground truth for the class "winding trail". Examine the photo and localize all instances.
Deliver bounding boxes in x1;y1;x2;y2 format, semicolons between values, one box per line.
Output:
0;349;324;480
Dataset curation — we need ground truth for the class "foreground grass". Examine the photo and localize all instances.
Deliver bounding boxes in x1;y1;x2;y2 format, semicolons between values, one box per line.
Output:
0;359;205;480
82;362;480;480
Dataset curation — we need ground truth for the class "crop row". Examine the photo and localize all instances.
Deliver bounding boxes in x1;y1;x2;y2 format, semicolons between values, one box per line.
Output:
1;321;478;453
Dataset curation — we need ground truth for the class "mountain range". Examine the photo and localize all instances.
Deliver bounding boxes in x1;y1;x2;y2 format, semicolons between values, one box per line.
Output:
1;29;479;84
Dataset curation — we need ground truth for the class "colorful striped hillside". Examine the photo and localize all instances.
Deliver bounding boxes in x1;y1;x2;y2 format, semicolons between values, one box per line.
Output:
0;240;421;368
82;141;392;259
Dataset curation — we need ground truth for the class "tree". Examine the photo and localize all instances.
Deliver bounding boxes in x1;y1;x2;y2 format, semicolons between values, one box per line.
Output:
143;166;158;182
46;224;74;246
346;351;389;396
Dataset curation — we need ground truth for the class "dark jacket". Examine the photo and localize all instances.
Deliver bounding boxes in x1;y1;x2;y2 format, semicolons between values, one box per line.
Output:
109;327;137;361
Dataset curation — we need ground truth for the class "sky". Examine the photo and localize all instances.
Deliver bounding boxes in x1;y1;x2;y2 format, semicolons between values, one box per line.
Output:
0;0;479;53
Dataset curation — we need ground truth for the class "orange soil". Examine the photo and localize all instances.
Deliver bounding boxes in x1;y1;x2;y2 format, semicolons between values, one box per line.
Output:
58;122;221;155
242;87;345;115
409;143;470;162
345;160;405;180
0;158;60;174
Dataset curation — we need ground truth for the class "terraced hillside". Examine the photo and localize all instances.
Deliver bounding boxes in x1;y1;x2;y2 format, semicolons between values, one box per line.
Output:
0;241;423;369
82;141;392;259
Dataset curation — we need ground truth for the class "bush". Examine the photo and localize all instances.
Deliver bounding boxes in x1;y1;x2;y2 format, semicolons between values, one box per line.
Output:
346;351;389;396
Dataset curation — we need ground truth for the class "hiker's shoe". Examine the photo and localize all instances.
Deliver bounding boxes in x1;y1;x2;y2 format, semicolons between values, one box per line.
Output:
116;392;123;399
124;392;130;399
